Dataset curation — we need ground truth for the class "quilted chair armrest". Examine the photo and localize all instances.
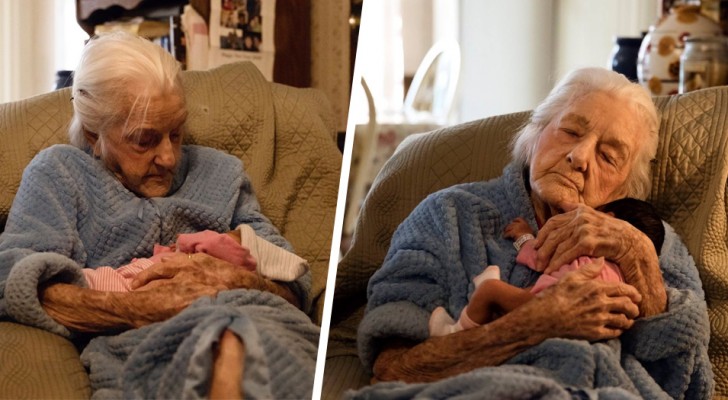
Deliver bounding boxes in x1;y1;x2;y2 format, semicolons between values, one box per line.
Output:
0;321;90;398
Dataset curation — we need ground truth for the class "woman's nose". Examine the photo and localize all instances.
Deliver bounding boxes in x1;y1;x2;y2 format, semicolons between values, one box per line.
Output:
154;137;177;169
567;144;590;172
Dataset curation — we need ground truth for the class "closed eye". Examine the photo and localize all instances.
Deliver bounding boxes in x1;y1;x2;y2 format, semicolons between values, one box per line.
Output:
129;130;161;150
561;128;580;137
600;151;617;166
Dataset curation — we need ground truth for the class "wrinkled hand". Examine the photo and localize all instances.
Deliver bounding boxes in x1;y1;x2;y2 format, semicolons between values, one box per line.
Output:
534;204;644;274
532;258;642;340
503;217;533;240
117;253;269;328
131;252;264;291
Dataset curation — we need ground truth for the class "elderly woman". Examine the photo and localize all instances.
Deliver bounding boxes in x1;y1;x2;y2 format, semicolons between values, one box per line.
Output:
355;68;712;399
0;32;316;399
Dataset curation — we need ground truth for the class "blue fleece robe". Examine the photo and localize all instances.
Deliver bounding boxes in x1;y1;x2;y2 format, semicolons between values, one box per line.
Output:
0;144;316;398
355;163;713;400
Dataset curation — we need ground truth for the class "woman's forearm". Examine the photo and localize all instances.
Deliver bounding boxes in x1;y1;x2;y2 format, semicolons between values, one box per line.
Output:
39;282;137;332
40;280;218;332
373;302;549;383
372;263;642;383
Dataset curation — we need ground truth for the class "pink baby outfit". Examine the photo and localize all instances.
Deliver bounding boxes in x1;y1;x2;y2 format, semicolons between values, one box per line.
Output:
83;230;252;292
517;239;624;294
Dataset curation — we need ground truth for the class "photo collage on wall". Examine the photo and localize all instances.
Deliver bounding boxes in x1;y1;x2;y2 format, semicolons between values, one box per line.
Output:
219;0;263;52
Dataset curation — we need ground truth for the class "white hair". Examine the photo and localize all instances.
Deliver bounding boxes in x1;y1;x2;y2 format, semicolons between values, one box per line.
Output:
68;31;184;151
510;68;659;200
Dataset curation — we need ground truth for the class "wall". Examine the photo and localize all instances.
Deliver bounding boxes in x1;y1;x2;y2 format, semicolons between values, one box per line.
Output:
401;0;433;77
457;0;659;123
458;0;556;122
554;0;658;80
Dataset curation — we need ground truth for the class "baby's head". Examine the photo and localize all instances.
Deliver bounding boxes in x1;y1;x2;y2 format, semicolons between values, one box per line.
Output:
596;198;665;255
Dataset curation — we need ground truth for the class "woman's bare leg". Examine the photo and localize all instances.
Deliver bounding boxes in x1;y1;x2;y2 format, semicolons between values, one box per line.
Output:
209;329;245;400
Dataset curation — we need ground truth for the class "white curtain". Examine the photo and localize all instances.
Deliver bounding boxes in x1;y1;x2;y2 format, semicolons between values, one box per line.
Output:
352;0;406;124
0;0;88;104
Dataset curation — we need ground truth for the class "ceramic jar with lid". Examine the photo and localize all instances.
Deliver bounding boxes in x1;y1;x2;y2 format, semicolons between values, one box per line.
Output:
638;4;723;95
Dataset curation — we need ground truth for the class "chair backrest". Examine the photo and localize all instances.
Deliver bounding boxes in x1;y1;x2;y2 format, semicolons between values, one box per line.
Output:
335;86;728;395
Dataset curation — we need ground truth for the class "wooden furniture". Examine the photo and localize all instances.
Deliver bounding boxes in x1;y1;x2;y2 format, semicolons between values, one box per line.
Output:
76;0;311;87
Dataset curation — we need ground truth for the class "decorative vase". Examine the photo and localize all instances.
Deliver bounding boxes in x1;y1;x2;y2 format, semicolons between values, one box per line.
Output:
637;4;723;95
610;37;643;82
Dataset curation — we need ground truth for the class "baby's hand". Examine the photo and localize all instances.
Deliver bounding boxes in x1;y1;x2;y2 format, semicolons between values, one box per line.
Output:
504;217;534;240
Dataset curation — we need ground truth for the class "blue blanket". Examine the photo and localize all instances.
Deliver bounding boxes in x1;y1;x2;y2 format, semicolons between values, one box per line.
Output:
355;163;713;399
81;290;318;399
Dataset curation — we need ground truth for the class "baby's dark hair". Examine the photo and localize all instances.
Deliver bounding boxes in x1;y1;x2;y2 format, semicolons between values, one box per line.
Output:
596;198;665;255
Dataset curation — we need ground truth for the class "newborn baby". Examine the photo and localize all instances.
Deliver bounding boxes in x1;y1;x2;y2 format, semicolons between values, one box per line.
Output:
84;224;308;292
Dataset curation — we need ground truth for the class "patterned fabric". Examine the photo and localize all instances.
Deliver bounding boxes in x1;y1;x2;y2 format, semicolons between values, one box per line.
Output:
356;163;712;399
81;291;318;399
84;259;156;292
236;224;309;282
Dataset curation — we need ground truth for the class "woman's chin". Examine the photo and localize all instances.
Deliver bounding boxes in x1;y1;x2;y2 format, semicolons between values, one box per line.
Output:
132;182;172;198
533;186;580;212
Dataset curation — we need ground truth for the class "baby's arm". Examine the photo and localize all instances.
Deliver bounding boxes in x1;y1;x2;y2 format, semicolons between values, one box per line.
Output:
504;217;534;240
505;218;538;269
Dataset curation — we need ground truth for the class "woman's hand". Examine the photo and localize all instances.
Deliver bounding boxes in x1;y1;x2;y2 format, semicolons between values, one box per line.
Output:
131;253;263;292
533;204;666;317
131;253;301;308
533;258;641;339
373;260;642;383
41;253;300;332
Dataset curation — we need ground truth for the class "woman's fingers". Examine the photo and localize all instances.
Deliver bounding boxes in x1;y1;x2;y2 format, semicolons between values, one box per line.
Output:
535;205;622;272
130;256;186;289
539;268;643;341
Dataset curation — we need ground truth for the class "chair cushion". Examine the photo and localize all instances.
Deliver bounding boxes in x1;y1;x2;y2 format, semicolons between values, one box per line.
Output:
0;322;90;398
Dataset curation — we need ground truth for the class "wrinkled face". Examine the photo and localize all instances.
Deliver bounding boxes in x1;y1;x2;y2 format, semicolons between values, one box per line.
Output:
529;91;645;213
91;92;187;198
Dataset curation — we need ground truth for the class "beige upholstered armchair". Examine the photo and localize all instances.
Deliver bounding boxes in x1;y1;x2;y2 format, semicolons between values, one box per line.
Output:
0;62;340;398
326;86;728;399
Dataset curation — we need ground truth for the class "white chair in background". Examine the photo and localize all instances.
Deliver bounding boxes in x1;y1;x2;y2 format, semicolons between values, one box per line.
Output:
402;39;461;125
343;77;378;240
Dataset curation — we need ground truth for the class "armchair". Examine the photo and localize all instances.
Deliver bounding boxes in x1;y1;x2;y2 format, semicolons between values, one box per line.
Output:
0;61;340;398
326;86;728;399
